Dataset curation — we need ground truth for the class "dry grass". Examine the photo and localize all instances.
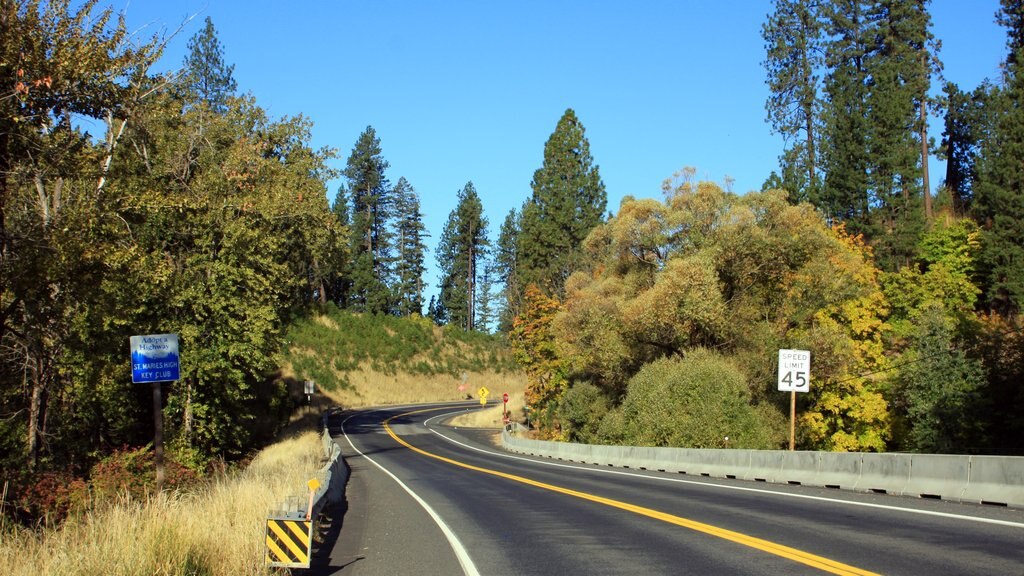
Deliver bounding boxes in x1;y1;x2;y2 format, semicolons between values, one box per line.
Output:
447;389;529;428
319;367;529;411
0;431;324;576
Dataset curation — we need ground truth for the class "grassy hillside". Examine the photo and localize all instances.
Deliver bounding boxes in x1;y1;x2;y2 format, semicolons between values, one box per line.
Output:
279;305;526;408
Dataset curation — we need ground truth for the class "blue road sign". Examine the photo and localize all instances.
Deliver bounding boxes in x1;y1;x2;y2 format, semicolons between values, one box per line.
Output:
131;334;180;383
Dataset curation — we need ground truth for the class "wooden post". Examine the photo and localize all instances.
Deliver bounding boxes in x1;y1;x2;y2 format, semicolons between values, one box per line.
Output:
152;381;165;491
789;390;796;451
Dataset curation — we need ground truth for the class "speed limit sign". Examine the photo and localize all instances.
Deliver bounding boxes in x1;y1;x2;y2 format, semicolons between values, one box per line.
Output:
778;349;810;392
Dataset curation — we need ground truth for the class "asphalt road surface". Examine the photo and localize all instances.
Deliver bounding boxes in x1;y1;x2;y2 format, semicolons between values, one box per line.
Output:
310;402;1024;575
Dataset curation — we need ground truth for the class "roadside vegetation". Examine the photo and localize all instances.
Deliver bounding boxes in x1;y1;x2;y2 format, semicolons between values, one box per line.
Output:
6;0;1024;571
0;430;323;576
280;304;525;408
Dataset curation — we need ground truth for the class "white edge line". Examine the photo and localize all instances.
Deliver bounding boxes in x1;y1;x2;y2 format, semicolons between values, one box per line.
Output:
341;412;481;576
426;411;1024;530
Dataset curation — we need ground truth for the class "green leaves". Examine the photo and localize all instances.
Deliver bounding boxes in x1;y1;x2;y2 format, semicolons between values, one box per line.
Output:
518;109;606;299
613;351;784;450
437;182;488;331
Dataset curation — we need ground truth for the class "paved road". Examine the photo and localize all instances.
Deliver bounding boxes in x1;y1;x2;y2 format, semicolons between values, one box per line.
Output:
313;402;1024;575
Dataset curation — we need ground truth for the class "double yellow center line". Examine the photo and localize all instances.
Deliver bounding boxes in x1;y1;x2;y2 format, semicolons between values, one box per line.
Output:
383;407;879;576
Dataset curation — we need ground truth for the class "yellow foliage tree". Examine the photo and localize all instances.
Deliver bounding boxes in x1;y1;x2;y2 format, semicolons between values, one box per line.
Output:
789;226;891;451
510;285;568;435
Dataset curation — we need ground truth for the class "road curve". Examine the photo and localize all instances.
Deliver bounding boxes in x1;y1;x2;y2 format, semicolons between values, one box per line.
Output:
314;402;1024;575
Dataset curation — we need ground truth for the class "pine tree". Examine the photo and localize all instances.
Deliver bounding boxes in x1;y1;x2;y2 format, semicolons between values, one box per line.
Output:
518;109;606;298
392;177;428;316
762;0;825;204
997;0;1024;68
437;182;489;330
821;0;872;231
861;0;935;270
343;126;394;313
181;17;237;112
426;295;445;325
975;0;1024;314
940;81;990;213
495;208;521;332
475;259;497;333
324;186;352;306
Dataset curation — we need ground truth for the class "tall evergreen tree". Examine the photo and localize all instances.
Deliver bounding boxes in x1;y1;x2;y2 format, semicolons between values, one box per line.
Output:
762;0;826;204
997;0;1024;68
940;81;991;213
342;126;394;313
324;186;353;306
975;0;1024;314
181;17;237;112
475;259;498;333
861;0;935;270
518;109;606;298
392;177;428;316
820;0;872;231
437;182;488;330
495;208;521;332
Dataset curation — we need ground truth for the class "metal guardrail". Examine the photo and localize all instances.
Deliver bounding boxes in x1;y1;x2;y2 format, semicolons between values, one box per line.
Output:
264;411;345;569
501;432;1024;509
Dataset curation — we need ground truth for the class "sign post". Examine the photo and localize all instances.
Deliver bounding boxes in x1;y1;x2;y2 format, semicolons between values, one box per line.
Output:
304;380;315;415
777;349;810;451
306;478;321;521
502;392;509;424
131;334;181;491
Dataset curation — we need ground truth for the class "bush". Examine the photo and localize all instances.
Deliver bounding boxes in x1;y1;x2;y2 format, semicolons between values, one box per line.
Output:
90;445;198;502
596;408;626;444
615;349;783;449
557;382;610;443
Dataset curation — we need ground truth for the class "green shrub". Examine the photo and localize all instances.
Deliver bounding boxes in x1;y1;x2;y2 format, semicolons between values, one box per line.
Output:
616;349;784;449
557;382;610;443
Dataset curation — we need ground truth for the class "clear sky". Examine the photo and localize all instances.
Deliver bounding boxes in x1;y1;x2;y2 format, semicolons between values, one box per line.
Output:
118;0;1007;303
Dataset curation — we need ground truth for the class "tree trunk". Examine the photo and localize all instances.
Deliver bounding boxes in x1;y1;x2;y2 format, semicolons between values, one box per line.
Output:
921;54;933;222
27;353;46;470
801;7;817;196
467;222;475;331
183;378;193;442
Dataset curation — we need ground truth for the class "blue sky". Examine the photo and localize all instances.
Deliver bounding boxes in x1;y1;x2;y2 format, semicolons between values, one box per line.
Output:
119;0;1007;302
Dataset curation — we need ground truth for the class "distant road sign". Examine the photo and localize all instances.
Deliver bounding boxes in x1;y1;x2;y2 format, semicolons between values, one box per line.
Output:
503;393;509;403
304;380;315;395
778;349;810;393
131;334;180;383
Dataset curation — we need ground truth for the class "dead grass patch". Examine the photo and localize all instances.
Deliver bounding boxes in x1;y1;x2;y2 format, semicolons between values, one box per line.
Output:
0;431;323;576
319;368;528;410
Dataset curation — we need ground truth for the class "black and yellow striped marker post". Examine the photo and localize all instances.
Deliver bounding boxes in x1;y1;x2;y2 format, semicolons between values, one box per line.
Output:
265;516;313;568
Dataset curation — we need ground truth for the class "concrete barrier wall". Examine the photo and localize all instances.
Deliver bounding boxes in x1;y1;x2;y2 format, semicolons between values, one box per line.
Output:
814;452;861;489
962;456;1024;506
500;432;1024;509
905;454;969;500
856;452;910;495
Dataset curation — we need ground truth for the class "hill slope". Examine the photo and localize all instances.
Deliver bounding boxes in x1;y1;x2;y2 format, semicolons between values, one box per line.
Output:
279;305;526;409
